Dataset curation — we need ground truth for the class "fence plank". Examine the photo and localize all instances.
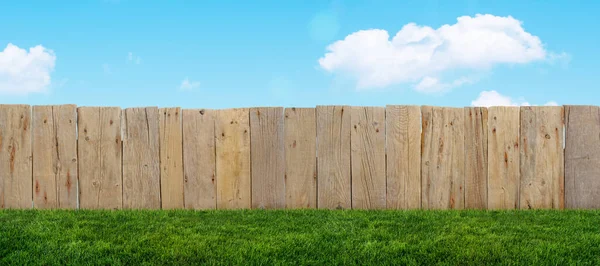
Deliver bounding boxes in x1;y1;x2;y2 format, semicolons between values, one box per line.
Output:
421;106;465;209
520;106;564;209
33;105;77;209
78;107;122;209
182;109;216;209
284;108;316;209
565;105;600;209
316;106;351;209
487;106;520;209
464;107;488;209
122;107;161;209
0;105;32;209
386;105;421;209
215;108;251;209
351;106;386;209
250;107;285;209
159;107;184;209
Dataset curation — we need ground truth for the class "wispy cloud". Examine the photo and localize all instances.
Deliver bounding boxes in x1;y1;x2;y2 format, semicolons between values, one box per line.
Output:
471;90;558;107
103;63;111;74
180;77;200;90
127;52;141;64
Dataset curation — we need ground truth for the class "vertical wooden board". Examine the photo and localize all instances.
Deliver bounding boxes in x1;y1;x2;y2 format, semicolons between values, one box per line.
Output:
520;106;564;209
78;107;122;209
215;108;251;209
122;107;161;209
351;106;386;209
386;105;421;209
33;105;78;209
421;106;465;210
464;107;488;209
284;108;316;209
159;107;184;209
487;107;520;209
0;105;32;209
565;105;600;209
183;109;216;209
33;106;58;209
250;107;285;209
316;106;351;209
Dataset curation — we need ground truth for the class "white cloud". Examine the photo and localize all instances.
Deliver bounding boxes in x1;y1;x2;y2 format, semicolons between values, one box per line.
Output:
0;43;56;95
180;77;200;90
127;52;141;64
319;14;561;93
471;90;557;107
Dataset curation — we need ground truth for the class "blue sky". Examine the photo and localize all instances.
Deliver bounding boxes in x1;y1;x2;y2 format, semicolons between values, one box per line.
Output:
0;0;598;108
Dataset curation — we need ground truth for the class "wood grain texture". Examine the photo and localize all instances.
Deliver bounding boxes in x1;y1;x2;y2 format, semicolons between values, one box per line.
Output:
32;105;77;209
386;105;421;209
487;107;520;209
182;109;216;209
316;106;351;209
284;108;316;209
421;106;465;210
122;107;161;209
215;108;251;209
565;105;600;209
520;106;564;209
159;107;184;209
351;106;386;209
250;107;285;209
464;107;488;209
77;107;122;209
0;105;32;209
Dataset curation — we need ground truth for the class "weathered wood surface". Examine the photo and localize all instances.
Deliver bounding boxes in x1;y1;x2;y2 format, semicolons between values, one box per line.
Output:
32;105;77;209
284;108;317;209
182;109;216;209
159;107;184;209
0;105;32;209
520;106;564;209
122;107;161;209
351;106;386;209
78;107;122;209
386;105;421;209
565;105;600;209
215;108;251;209
316;106;351;209
421;106;465;209
250;107;285;209
487;107;520;209
464;107;488;209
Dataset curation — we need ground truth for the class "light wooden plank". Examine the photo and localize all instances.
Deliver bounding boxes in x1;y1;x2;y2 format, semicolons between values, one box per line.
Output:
183;109;216;209
316;105;351;209
284;108;316;209
0;105;32;209
565;105;600;209
421;106;465;210
250;107;285;209
464;107;488;209
159;107;184;209
122;107;161;209
215;108;251;209
386;105;421;209
78;107;122;209
32;105;77;209
520;106;564;209
487;106;520;209
351;106;386;209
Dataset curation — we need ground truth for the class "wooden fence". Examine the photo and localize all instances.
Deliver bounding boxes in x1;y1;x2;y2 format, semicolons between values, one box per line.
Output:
0;104;598;210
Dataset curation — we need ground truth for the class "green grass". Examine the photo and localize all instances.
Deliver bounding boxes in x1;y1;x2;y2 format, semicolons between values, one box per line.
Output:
1;210;600;265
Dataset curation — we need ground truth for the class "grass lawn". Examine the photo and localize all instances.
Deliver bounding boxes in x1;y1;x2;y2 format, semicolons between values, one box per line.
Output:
1;209;600;265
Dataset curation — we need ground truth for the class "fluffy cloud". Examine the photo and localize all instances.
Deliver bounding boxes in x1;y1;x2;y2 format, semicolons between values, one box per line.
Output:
0;43;56;95
180;77;200;90
319;14;556;92
471;90;557;107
